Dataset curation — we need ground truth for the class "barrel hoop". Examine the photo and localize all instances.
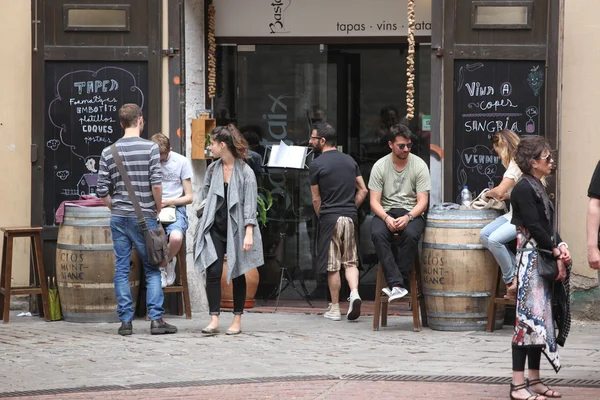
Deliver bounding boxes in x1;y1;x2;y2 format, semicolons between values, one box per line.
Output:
428;320;502;326
64;208;111;218
56;243;114;251
423;290;491;297
428;320;492;326
422;243;486;250
426;312;489;318
427;209;501;220
61;304;118;311
62;219;110;227
57;282;140;289
425;222;488;229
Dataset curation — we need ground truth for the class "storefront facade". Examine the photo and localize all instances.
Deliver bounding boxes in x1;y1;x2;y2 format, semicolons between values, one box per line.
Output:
1;0;596;315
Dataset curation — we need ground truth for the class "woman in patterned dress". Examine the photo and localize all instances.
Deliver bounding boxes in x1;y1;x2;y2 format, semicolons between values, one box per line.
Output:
509;136;571;400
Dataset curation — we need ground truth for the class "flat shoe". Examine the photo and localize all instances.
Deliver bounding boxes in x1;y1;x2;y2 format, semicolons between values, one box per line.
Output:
226;329;242;335
201;327;219;335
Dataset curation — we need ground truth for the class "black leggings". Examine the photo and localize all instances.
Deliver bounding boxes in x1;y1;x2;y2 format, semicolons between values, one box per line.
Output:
512;347;543;371
205;230;246;315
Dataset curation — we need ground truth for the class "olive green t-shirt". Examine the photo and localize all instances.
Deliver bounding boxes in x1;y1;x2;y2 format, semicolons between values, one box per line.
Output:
368;153;431;212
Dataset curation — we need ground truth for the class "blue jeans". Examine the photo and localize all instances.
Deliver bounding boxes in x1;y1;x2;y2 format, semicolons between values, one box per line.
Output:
480;216;517;284
110;216;164;322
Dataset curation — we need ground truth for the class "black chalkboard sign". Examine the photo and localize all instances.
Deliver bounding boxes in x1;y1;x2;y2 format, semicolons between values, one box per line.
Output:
453;60;545;202
44;62;148;225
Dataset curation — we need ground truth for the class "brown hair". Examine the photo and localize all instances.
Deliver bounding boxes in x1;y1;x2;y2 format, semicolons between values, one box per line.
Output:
491;129;520;168
515;136;551;175
150;132;170;154
389;124;413;141
211;124;248;159
119;104;143;128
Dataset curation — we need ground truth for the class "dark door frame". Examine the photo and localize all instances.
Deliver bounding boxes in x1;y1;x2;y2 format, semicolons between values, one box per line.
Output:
438;0;561;203
30;0;163;277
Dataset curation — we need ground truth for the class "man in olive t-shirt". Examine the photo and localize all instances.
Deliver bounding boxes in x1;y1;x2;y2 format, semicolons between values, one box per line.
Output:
369;124;431;302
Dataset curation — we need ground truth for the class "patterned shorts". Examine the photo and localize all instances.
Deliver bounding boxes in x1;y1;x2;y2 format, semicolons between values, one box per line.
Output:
324;216;358;272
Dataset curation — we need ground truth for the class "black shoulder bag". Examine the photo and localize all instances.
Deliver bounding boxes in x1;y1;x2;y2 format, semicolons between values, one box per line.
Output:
110;145;168;268
517;229;559;282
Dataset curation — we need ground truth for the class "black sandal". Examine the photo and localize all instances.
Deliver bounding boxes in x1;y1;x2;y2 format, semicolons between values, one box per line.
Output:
528;379;562;398
510;382;545;400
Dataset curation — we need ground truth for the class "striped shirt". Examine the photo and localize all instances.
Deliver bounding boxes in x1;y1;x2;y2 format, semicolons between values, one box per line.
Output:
97;137;162;218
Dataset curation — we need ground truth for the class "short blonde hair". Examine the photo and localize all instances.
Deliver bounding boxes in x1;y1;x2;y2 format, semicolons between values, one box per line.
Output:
150;132;170;154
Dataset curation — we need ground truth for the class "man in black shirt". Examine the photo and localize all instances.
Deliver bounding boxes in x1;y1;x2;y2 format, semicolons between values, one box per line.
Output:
309;122;368;321
587;161;600;270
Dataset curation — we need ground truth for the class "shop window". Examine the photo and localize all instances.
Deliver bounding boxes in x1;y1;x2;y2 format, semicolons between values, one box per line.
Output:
64;4;130;32
472;1;532;29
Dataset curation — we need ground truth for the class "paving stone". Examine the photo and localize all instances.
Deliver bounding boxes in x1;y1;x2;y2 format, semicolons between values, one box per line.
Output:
0;312;599;394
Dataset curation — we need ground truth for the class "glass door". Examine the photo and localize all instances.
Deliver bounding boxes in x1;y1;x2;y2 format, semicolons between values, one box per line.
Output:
213;43;431;304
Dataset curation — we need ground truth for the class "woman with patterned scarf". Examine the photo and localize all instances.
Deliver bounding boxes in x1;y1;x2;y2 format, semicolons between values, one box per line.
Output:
508;136;572;400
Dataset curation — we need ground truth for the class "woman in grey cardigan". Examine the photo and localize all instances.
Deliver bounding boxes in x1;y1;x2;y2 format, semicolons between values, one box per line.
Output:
194;125;264;335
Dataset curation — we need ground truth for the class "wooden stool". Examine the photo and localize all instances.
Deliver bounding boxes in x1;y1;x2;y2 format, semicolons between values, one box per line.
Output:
162;244;192;319
373;245;428;332
486;265;515;332
0;227;50;323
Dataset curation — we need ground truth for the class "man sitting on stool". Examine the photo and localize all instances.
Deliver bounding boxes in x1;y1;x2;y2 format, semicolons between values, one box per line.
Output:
150;133;193;288
369;124;430;302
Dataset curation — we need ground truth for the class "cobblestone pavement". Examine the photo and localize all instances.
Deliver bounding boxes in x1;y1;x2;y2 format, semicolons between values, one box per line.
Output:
1;311;599;397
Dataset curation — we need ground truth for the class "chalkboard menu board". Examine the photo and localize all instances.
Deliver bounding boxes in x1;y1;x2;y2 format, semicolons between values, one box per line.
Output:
44;62;148;225
453;60;545;202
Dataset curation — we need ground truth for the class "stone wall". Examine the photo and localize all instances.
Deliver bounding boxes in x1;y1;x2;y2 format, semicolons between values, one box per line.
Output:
184;0;209;313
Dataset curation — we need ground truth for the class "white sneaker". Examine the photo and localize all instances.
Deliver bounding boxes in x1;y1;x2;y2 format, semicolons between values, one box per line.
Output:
388;286;408;302
160;267;167;289
381;287;392;297
346;291;362;321
324;303;341;321
166;257;177;286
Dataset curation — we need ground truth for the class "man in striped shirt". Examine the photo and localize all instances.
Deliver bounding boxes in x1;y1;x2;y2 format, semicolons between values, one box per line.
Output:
97;103;178;336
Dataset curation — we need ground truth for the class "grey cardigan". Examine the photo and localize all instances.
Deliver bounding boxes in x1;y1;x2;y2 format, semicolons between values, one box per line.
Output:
194;158;264;282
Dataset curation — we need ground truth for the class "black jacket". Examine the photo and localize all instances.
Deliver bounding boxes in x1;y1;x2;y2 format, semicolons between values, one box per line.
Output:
510;178;561;251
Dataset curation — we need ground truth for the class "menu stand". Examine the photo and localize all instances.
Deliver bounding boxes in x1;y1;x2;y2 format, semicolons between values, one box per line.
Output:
263;143;314;311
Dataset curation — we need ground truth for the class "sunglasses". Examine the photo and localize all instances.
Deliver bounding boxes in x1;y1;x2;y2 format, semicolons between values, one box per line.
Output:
537;153;553;162
396;143;413;150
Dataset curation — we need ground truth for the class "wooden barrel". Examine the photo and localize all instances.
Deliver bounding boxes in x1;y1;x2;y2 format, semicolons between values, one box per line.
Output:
421;208;504;331
56;206;141;323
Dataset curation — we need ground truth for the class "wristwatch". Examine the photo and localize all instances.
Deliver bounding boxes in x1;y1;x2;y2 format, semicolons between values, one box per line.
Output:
407;213;414;222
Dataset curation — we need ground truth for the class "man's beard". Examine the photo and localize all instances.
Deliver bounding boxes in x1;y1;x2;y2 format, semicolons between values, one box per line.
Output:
394;152;409;160
312;144;323;154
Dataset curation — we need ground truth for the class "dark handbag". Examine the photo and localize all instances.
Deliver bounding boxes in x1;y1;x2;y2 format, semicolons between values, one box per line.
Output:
536;249;559;281
110;145;168;268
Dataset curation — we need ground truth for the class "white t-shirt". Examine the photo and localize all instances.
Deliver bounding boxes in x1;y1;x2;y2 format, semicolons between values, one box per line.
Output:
503;159;523;220
161;151;193;200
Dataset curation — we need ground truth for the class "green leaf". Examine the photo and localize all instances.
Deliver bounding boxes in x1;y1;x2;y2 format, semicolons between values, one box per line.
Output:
257;196;267;226
258;187;273;211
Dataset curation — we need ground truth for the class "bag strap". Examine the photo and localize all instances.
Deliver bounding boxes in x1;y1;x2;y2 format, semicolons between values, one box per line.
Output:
110;144;147;229
472;188;490;203
516;245;553;255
